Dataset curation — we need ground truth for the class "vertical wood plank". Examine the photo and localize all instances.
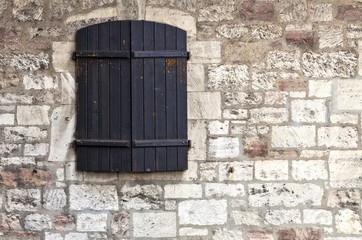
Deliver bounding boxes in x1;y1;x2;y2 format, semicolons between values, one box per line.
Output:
154;23;167;171
76;28;88;171
176;28;188;170
98;22;110;171
165;25;178;171
87;24;99;171
131;21;145;172
143;21;156;172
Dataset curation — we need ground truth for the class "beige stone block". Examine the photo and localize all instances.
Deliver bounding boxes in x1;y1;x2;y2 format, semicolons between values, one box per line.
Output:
208;64;249;91
219;161;253;181
187;64;204;91
267;50;300;70
187;92;221;119
209;137;239;159
77;213;107;232
265;210;301;225
0;114;14;125
292;160;328;180
17;106;50;125
223;109;248;120
318;127;358;149
271;126;316;148
319;25;343;49
52;42;75;73
208;121;229;135
291;99;327;123
233;211;260;226
188;120;207;160
189;41;221;63
61;72;75;104
336;209;362;234
4;127;47;142
66;7;117;23
179;228;208;237
250;108;288;124
255;160;288;181
303;209;332;225
70;185;118;210
24;143;49;156
216;24;248;39
330;113;359;124
337;79;362;111
133;212;176;238
309;80;332;98
311;4;333;21
164;184;202;199
205;183;244;198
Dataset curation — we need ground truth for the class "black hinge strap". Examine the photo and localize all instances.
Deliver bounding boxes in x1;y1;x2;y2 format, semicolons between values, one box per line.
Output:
132;51;190;59
73;51;130;59
133;139;190;148
75;139;131;147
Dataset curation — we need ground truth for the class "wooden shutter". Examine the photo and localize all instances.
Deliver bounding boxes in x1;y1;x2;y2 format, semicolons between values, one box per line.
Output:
74;20;189;172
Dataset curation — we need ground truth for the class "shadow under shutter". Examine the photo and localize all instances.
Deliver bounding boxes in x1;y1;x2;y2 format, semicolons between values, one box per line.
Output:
75;20;189;172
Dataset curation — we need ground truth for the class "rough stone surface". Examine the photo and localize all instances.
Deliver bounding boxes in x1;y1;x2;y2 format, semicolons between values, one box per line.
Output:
335;209;362;234
199;0;234;22
189;41;221;63
233;211;260;226
292;160;328;180
10;53;49;71
327;189;360;209
188;120;207;160
216;24;248;39
208;137;239;159
77;213;107;232
13;0;44;21
133;212;176;238
0;113;14;125
69;185;118;210
337;80;362;111
25;214;52;231
285;24;314;48
291;99;327;123
188;92;221;119
255;160;289;181
43;189;66;210
250;108;288;124
319;25;343;49
6;189;41;211
179;200;227;225
318;127;358;149
24;143;48;156
120;184;162;210
278;228;320;240
267;51;300;70
208;65;249;91
311;4;333;22
17;106;50;125
219;161;253;181
309;80;332;98
279;0;307;22
205;183;244;198
0;213;21;230
213;229;244;240
271;126;316;148
240;0;275;21
164;184;202;199
53;215;75;231
111;211;129;237
187;64;204;91
303;209;332;225
265;210;301;225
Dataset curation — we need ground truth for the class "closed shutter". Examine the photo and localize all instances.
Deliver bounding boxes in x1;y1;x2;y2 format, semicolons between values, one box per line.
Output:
74;20;189;172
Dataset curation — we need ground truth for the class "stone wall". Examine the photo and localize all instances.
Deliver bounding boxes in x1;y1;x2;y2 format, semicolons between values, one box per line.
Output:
2;0;362;239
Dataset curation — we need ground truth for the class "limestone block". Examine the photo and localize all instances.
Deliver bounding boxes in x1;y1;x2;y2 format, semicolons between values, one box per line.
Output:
23;73;58;90
0;213;21;230
319;25;343;49
54;215;76;231
209;137;239;159
77;213;107;232
65;233;88;240
208;121;229;135
65;162;83;181
250;108;288;124
255;160;288;181
69;185;118;210
337;80;362;111
265;210;301;225
1;157;35;166
25;214;52;231
205;183;245;198
302;51;357;78
117;0;144;19
52;42;75;73
146;7;196;37
290;91;306;98
0;93;33;104
329;151;362;188
308;80;332;98
300;150;328;159
224;92;262;107
187;64;204;91
45;233;63;240
303;209;332;225
252;71;277;90
43;189;66;210
189;41;221;63
24;143;49;156
188;92;221;119
336;209;362;234
133;212;176;238
223;109;248;120
66;7;117;23
291;99;327;123
208;64;249;91
188;120;207;160
13;0;43;21
111;211;129;237
264;92;288;106
6;189;41;211
61;72;75;104
164;184;202;199
267;51;300;70
4;126;47;142
347;25;362;39
17;105;50;125
179;200;227;225
249;183;323;207
285;24;314;48
292;160;328;180
279;0;307;22
199;0;234;21
216;24;248;39
219;161;253;181
271;126;316;148
200;162;217;182
48;106;75;162
248;231;274;240
224;42;271;63
233;211;260;226
330;113;358;124
0;114;14;125
311;4;333;21
213;229;243;240
278;228;320;240
318;127;358;148
251;24;282;40
328;189;360;209
10;53;49;71
120;184;162;210
179;228;208;237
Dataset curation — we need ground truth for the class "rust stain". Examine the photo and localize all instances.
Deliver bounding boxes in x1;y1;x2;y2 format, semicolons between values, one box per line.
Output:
166;58;176;66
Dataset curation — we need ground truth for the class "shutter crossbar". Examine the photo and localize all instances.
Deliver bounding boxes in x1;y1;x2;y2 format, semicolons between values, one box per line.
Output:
73;51;130;59
133;139;190;147
75;139;131;147
132;51;190;59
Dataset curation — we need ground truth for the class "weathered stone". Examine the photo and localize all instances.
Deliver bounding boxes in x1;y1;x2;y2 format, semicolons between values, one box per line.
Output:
329;151;362;188
248;231;274;240
216;24;248;39
300;150;328;159
0;213;21;230
224;42;271;63
199;0;234;21
0;114;14;125
0;171;17;187
240;0;275;21
278;228;320;240
187;64;204;91
70;185;118;210
83;0;114;9
45;233;63;240
208;65;249;91
0;106;15;112
48;106;75;162
188;92;221;119
49;0;76;19
52;42;75;73
120;184;162;210
65;162;83;181
111;211;129;237
189;41;221;63
1;157;35;166
291;99;327;123
303;209;332;225
265;210;301;225
249;183;323;207
271;126;316;148
205;183;244;198
179;228;208;237
6;189;40;211
224;92;262;107
43;189;66;210
279;0;307;22
255;160;288;181
65;233;88;240
302;51;357;78
267;51;300;70
250;108;288;124
25;214;52;231
53;215;75;231
337;80;362;111
290;91;306;98
327;189;360;209
292;160;328;181
179;200;227;225
188;120;207;160
17;106;50;125
336;5;362;21
146;7;196;37
233;211;260;226
61;72;75;104
10;53;49;71
13;0;43;21
24;143;48;156
347;25;362;39
213;229;243;240
77;213;107;232
83;172;117;182
0;73;20;90
244;137;268;158
219;161;253;181
285;24;314;48
133;212;176;238
208;137;239;159
278;80;306;91
336;209;362;234
265;92;288;106
311;4;333;22
319;25;343;49
223;109;248;120
117;0;144;19
208;121;229;135
318;127;358;149
308;80;332;98
165;184;201;199
200;162;217;182
23;73;58;90
251;24;283;40
18;168;52;186
252;71;277;90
